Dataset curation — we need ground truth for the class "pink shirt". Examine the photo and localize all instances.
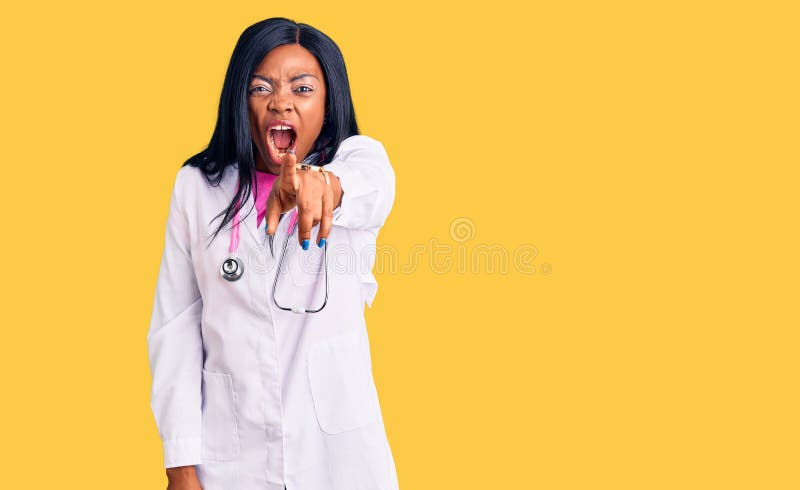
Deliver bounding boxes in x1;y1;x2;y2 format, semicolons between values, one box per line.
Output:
253;170;278;228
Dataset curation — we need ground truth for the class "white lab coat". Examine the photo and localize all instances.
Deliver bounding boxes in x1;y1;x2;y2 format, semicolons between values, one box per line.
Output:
147;135;400;490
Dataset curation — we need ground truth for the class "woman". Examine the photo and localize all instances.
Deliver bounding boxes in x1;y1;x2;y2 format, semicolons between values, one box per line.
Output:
146;17;399;490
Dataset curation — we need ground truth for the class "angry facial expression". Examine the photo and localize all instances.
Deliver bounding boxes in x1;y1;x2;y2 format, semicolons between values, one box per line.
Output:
247;43;327;174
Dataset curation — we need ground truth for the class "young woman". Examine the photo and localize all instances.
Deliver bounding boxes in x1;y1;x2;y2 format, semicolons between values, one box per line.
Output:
146;17;399;490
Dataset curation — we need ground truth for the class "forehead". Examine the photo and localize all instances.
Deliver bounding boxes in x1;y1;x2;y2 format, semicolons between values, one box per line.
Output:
254;43;323;78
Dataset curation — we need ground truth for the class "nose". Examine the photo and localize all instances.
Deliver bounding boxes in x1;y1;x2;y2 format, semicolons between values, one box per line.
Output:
268;89;292;115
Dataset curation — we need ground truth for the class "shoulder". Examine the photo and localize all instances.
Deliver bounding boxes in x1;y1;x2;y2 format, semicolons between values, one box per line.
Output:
175;163;207;188
172;163;234;198
171;165;201;202
169;164;228;216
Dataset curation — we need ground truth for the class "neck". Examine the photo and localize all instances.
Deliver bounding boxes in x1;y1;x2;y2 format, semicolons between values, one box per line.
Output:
254;154;280;175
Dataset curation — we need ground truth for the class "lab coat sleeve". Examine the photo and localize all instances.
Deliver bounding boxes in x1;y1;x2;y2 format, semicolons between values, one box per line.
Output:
323;135;396;232
146;167;204;468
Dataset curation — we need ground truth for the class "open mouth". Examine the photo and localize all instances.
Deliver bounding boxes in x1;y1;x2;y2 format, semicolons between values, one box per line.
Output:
267;124;297;163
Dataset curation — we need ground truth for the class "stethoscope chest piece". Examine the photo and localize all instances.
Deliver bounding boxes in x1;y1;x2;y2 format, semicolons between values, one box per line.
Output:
221;255;244;281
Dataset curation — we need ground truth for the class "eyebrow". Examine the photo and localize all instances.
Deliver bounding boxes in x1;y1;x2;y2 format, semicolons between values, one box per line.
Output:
251;73;319;83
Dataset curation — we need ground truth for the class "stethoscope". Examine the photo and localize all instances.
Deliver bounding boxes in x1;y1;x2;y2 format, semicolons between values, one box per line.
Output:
220;184;328;314
219;200;247;282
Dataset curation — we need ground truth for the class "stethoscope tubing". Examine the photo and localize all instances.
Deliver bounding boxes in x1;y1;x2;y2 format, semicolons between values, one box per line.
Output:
272;216;329;314
221;189;328;313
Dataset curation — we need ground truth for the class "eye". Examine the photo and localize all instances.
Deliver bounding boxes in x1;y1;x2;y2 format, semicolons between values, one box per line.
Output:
248;86;270;94
295;86;313;93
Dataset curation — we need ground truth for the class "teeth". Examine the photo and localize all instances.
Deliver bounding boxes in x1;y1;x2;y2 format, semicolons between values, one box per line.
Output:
267;125;295;154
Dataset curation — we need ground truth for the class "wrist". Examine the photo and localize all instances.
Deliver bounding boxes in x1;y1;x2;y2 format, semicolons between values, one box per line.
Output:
329;171;342;209
166;465;197;479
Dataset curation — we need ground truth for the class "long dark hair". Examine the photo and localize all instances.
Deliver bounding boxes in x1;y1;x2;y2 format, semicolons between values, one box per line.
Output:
183;17;360;245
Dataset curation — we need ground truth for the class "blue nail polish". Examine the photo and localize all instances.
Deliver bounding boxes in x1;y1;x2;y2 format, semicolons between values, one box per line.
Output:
318;238;326;248
302;239;309;250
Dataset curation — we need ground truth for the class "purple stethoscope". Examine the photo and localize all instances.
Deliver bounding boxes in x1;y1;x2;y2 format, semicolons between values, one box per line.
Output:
219;177;328;314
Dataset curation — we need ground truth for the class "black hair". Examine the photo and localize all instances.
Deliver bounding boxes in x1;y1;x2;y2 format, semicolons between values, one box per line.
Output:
182;17;360;245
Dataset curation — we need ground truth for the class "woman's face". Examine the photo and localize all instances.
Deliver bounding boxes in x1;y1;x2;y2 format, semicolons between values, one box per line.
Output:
248;43;327;174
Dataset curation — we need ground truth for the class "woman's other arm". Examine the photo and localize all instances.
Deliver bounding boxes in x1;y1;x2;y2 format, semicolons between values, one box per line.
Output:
323;135;396;234
146;167;204;482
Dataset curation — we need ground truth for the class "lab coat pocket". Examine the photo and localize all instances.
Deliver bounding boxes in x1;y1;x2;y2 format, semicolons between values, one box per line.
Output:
307;329;381;434
201;368;240;461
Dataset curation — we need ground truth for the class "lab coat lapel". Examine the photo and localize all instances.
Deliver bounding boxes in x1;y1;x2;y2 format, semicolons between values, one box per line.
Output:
242;191;261;247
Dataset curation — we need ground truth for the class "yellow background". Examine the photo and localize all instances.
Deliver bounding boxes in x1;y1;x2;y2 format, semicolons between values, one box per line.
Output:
1;1;797;488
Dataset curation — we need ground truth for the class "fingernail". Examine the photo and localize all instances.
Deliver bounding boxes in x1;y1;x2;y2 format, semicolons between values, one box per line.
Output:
302;239;309;250
318;238;326;248
287;148;295;155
